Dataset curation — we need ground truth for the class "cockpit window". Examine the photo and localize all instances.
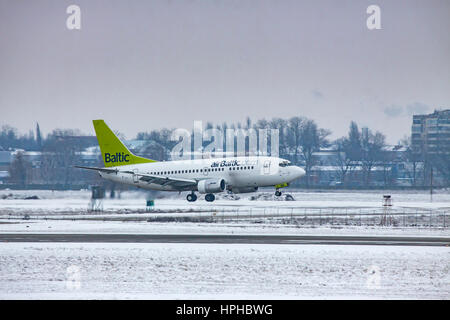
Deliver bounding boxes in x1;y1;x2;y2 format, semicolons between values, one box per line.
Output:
279;160;291;167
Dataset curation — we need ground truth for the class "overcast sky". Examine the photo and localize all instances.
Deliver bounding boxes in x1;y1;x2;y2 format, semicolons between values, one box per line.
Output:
1;0;449;144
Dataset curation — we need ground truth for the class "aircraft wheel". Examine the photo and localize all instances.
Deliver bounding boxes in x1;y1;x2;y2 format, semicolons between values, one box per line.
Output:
275;190;282;197
187;193;197;202
205;194;215;202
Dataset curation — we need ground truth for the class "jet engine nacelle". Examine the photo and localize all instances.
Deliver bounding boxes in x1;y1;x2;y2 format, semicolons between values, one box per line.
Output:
230;186;258;194
197;178;226;194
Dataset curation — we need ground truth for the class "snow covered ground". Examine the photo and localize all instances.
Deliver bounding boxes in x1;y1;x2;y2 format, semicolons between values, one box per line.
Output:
1;189;448;230
0;243;448;299
0;189;448;299
0;189;449;215
1;219;449;238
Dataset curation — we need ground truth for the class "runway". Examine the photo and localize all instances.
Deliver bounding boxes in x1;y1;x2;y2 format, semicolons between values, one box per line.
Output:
0;233;449;246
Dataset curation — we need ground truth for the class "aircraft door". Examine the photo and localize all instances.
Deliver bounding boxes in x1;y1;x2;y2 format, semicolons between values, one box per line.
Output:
263;160;271;175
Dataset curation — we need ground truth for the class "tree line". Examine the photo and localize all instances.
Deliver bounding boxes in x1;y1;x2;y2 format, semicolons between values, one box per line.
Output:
1;117;449;188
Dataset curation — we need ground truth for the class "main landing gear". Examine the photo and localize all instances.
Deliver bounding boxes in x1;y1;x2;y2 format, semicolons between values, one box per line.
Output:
186;192;197;202
275;189;282;197
186;192;216;202
205;194;215;202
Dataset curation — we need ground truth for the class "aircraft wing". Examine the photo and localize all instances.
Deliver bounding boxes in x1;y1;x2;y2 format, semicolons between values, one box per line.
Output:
136;173;198;188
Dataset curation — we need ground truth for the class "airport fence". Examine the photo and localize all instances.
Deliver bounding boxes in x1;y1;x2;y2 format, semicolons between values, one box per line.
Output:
1;205;448;229
206;206;449;229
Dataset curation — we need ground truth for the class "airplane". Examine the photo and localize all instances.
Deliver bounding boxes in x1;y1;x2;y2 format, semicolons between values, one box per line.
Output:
75;120;305;202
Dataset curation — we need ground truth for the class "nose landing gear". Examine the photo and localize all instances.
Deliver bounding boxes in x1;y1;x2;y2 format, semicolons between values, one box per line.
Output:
275;190;282;197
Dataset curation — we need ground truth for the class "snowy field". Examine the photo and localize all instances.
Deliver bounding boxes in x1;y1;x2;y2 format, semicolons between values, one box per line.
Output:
0;189;449;300
0;189;449;215
1;189;449;231
0;242;448;299
1;219;450;238
0;188;449;237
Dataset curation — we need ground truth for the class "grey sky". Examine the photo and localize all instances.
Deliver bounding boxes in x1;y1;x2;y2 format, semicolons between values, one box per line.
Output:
1;0;449;144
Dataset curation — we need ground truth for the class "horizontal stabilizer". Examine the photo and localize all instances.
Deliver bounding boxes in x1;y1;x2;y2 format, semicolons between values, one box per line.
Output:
74;165;118;174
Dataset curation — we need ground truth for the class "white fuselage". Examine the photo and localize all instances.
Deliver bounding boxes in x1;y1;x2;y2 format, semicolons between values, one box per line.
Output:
99;156;305;193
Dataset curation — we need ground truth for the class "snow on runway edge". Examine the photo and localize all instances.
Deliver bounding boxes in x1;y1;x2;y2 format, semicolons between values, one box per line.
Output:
0;242;448;299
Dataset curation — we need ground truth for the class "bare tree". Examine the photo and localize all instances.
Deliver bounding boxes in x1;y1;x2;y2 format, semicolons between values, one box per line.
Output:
42;129;85;185
361;129;386;186
398;136;422;186
8;152;31;186
287;117;305;164
299;119;331;186
334;138;356;186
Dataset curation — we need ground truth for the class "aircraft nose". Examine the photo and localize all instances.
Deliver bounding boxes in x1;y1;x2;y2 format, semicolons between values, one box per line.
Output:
293;166;305;179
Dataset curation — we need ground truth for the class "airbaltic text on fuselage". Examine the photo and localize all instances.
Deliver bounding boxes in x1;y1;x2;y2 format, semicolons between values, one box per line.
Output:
105;152;130;163
211;160;240;168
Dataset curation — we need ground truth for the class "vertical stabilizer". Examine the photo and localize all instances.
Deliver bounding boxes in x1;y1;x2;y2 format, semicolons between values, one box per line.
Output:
93;120;156;167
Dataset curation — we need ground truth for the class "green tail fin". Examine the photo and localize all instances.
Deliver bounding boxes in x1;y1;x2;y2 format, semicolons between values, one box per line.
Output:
93;120;157;167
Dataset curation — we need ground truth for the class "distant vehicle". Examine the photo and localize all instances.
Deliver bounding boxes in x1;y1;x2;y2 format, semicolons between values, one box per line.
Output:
76;120;305;202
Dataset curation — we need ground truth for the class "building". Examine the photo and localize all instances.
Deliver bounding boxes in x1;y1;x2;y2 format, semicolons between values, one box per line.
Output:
411;109;450;156
0;151;12;183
